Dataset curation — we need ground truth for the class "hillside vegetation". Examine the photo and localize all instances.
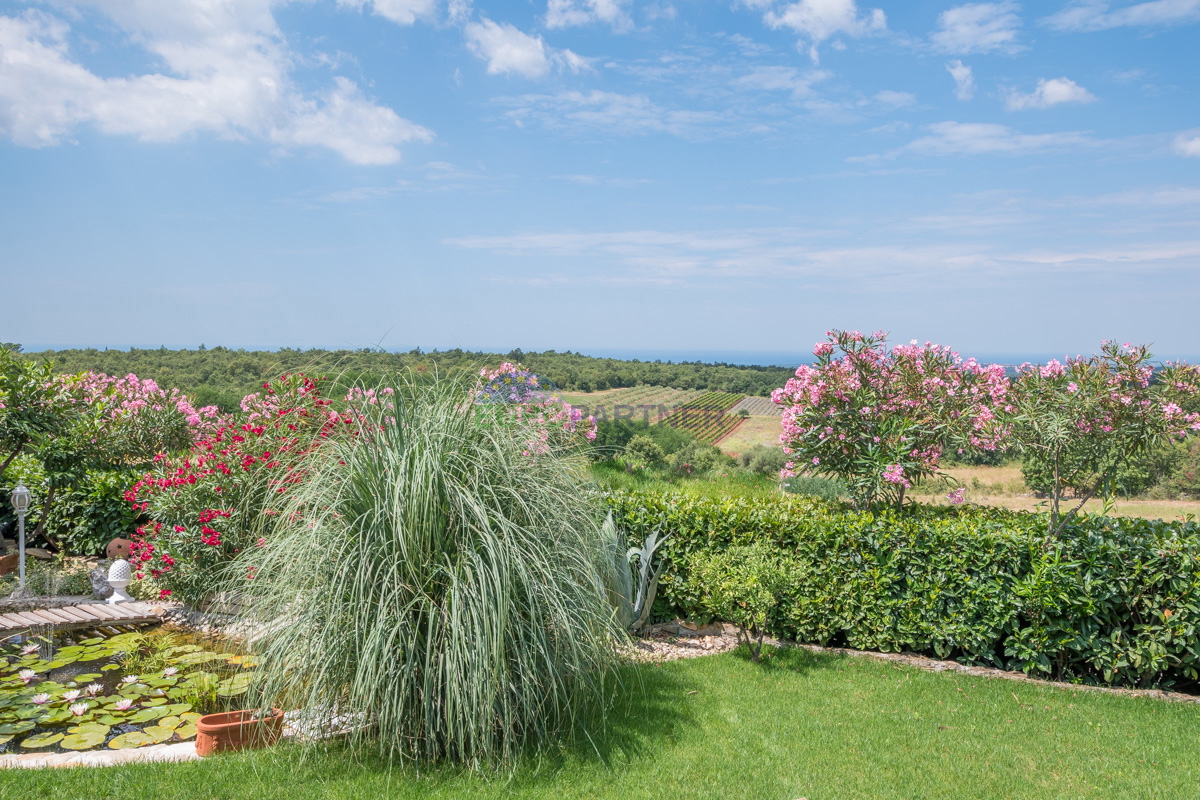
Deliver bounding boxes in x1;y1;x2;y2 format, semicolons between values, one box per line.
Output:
22;346;795;411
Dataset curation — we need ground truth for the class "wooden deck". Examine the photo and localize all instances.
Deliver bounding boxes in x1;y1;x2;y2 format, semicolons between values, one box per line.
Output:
0;602;162;638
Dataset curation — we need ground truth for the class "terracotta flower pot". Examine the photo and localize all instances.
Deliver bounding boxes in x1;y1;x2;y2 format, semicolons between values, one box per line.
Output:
0;553;17;577
195;708;284;757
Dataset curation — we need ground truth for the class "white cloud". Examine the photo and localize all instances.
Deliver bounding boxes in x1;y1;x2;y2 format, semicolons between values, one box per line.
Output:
464;18;592;78
874;89;916;108
931;2;1023;54
946;60;975;100
734;66;831;98
761;0;887;64
545;0;633;30
1004;77;1096;110
272;77;431;165
0;5;430;163
337;0;439;25
1043;0;1200;31
1174;134;1200;157
499;90;722;137
850;121;1093;160
465;19;551;78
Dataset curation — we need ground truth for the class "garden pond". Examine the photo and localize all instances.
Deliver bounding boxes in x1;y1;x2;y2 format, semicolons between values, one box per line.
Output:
1;626;258;755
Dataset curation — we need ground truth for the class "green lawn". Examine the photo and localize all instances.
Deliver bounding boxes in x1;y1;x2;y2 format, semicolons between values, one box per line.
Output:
6;647;1198;800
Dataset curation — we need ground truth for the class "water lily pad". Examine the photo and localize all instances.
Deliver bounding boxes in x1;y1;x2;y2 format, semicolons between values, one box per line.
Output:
166;645;202;655
143;698;168;707
174;723;197;740
180;712;202;724
101;664;122;671
67;722;111;736
0;720;36;735
174;651;222;666
158;715;183;730
216;672;258;697
163;703;193;716
128;707;170;724
60;730;107;750
108;731;154;750
0;734;13;744
79;637;104;646
72;673;102;683
96;714;124;726
225;655;259;667
21;732;64;748
141;725;176;743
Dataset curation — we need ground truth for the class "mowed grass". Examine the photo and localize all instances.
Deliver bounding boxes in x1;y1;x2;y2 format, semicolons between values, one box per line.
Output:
9;647;1199;800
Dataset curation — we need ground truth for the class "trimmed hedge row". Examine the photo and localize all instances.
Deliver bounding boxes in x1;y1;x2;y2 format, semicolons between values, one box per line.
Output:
604;490;1200;688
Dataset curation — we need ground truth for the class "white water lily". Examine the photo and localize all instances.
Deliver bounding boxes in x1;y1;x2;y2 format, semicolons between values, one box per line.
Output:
121;675;138;684
69;702;89;716
62;689;81;702
30;693;51;705
113;698;134;711
18;669;35;684
162;667;178;677
20;644;39;656
85;683;103;696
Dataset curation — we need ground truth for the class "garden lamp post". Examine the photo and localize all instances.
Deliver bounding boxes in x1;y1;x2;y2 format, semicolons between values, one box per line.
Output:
10;483;31;595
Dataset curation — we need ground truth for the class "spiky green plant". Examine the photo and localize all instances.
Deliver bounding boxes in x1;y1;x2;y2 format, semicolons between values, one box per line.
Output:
235;375;621;765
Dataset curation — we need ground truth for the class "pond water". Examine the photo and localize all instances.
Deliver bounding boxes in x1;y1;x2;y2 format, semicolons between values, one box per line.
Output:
0;624;258;755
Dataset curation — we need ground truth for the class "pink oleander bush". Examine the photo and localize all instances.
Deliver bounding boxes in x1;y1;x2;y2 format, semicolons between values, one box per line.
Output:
772;330;1007;510
772;333;1200;529
986;342;1200;533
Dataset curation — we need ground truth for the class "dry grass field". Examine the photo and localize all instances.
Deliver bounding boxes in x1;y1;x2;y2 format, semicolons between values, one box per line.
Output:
912;464;1200;522
716;415;784;456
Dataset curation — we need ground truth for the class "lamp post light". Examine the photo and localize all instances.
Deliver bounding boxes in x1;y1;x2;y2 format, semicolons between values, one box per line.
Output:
10;483;31;596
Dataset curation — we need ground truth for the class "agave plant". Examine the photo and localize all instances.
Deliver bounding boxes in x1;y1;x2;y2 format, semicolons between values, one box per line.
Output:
235;374;621;765
602;513;669;634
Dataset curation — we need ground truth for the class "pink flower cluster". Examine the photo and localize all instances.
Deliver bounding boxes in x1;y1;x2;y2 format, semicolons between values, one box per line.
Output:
65;372;227;434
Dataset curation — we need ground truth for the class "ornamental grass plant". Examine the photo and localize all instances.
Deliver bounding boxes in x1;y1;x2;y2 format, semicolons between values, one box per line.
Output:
235;374;622;765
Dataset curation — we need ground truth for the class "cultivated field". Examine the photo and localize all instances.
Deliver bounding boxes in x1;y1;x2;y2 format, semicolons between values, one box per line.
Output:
717;415;784;455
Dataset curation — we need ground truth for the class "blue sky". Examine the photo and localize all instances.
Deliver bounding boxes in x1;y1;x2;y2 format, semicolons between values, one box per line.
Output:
2;0;1198;361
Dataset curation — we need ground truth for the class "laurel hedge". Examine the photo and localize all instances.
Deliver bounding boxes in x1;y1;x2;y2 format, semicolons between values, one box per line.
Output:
604;490;1200;689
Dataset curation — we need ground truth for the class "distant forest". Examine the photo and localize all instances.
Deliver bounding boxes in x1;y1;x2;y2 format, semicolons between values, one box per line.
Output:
21;346;796;412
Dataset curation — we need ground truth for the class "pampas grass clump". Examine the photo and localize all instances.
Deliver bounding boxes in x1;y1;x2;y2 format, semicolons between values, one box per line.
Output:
237;376;620;764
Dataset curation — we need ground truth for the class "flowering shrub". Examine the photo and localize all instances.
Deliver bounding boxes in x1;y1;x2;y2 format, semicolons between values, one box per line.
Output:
477;363;597;454
982;342;1200;534
127;373;348;602
772;330;1007;510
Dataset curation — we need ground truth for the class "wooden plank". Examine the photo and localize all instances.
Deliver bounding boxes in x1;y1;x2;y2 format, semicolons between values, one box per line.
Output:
80;604;120;621
54;606;94;623
0;612;32;629
24;610;63;626
38;609;80;625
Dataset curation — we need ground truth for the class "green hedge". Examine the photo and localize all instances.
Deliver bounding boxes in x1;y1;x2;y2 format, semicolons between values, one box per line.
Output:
604;490;1200;689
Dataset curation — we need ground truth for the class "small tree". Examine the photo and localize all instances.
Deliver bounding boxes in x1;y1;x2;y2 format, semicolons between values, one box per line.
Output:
987;343;1200;535
0;346;64;482
686;543;790;662
772;330;1007;511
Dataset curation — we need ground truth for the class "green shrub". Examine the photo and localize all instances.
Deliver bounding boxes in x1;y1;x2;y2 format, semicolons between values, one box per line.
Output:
685;542;789;661
736;445;787;477
0;457;141;555
781;474;845;501
605;489;1200;688
623;435;666;468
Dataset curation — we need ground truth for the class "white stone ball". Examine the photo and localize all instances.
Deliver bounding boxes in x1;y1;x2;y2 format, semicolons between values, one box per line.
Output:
107;559;132;582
